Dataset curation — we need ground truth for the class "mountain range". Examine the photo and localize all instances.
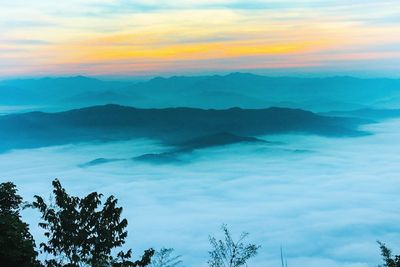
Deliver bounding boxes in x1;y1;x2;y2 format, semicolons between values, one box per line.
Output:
0;104;367;153
1;73;400;112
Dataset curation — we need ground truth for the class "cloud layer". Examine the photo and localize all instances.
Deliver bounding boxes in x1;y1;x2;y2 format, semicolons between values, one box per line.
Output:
2;119;400;266
1;1;400;77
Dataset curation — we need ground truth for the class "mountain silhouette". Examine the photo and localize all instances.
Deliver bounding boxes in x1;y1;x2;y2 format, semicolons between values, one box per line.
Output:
176;132;266;151
0;104;367;152
79;158;123;168
2;73;400;111
81;133;267;165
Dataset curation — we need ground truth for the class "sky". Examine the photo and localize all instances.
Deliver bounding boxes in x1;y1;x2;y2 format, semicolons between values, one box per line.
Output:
1;0;400;77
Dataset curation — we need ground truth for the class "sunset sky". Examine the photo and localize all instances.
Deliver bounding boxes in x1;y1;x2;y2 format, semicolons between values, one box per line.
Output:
1;0;400;77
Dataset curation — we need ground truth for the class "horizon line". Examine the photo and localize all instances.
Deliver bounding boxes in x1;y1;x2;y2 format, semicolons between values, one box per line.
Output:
1;71;400;82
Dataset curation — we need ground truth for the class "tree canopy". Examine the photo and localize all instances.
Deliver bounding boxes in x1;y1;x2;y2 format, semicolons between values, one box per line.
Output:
0;182;41;267
32;179;154;267
378;241;400;267
208;224;260;267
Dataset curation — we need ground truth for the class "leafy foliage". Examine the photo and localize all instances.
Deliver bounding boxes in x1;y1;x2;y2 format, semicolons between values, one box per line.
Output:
32;179;154;267
208;224;260;267
0;182;41;266
378;241;400;267
150;248;183;267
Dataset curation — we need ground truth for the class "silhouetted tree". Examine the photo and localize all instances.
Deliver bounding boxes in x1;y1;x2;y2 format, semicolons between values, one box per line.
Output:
150;248;183;267
32;179;154;267
0;182;41;266
208;224;260;267
378;241;400;267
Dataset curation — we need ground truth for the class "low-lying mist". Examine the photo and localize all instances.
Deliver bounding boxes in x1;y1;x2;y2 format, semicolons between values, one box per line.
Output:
1;119;400;266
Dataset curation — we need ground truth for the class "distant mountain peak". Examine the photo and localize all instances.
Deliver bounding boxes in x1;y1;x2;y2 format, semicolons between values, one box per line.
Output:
177;132;266;151
225;72;260;78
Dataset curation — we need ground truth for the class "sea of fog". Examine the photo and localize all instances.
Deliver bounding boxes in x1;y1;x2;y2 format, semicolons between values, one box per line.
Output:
2;119;400;267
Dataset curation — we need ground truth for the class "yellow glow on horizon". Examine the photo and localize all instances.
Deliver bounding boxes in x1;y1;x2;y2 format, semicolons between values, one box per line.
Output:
1;2;400;76
52;39;331;63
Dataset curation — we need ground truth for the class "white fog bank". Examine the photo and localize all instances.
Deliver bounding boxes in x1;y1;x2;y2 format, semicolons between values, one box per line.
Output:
1;120;400;266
